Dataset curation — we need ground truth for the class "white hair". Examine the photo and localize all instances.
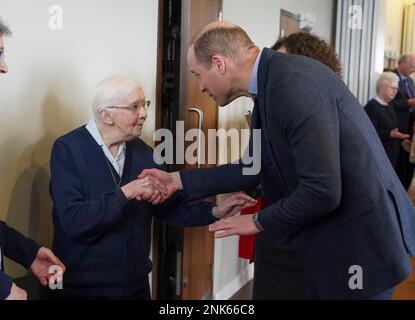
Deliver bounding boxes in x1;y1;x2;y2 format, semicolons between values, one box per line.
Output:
376;72;399;94
92;75;143;119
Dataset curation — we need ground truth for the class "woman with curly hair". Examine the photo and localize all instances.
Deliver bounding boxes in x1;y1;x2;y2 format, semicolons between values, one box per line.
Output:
271;32;342;76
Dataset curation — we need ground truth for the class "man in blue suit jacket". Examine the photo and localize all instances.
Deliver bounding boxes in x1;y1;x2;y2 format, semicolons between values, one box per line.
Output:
392;54;415;189
141;22;415;300
1;17;65;300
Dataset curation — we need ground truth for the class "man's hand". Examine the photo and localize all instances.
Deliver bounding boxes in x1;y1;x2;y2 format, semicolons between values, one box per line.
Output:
5;283;27;300
212;193;257;219
30;247;66;287
209;214;262;238
390;128;410;140
138;169;183;201
121;176;167;205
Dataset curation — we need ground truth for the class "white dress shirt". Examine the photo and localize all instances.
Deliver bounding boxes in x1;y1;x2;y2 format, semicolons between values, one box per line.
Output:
86;118;126;177
374;96;389;106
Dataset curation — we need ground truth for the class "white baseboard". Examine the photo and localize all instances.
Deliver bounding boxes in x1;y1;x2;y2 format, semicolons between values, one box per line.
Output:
213;264;254;300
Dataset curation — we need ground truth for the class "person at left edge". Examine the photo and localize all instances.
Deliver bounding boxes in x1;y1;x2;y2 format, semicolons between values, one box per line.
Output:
0;16;65;301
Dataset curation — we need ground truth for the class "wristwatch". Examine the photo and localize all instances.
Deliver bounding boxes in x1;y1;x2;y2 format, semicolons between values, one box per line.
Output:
251;213;264;232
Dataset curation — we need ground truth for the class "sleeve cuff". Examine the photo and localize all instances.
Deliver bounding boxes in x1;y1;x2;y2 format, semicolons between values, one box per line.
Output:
179;170;190;198
21;241;41;269
0;272;13;300
257;207;303;243
115;187;130;207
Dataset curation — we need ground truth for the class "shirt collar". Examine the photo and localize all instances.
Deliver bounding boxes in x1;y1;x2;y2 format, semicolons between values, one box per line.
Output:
374;96;389;106
397;70;407;80
86;118;126;161
248;49;263;97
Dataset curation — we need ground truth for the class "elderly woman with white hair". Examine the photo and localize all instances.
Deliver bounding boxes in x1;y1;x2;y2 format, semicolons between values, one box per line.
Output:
365;72;410;169
49;76;255;300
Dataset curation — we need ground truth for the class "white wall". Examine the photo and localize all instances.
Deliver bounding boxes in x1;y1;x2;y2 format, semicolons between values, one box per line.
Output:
223;0;335;49
213;0;336;300
0;0;158;278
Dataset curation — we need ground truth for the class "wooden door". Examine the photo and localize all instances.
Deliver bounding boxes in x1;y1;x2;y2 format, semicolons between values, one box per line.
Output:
280;9;302;38
179;0;222;300
393;258;415;300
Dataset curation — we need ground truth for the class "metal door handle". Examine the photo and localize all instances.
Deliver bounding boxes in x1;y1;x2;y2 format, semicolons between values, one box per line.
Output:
176;251;182;296
182;276;190;288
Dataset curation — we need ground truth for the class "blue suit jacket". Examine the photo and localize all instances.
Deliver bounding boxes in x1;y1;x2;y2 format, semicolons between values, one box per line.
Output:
180;48;415;299
0;221;40;299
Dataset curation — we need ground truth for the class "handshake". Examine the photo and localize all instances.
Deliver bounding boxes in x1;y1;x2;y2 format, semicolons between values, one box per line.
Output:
121;169;257;219
120;171;172;205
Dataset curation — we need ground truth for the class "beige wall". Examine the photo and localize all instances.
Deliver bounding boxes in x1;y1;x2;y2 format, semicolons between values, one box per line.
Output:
385;0;415;60
0;0;158;278
385;0;406;60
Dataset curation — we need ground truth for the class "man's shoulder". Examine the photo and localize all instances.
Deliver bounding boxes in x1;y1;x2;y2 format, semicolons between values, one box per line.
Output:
261;48;338;89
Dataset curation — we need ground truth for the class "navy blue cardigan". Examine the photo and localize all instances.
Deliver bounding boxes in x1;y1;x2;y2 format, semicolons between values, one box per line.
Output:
50;126;216;297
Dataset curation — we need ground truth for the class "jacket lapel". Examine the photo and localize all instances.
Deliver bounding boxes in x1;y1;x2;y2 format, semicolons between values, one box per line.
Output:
255;49;289;194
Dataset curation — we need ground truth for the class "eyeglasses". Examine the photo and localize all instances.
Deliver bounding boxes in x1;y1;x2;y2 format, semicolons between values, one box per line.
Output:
387;86;399;92
106;100;151;113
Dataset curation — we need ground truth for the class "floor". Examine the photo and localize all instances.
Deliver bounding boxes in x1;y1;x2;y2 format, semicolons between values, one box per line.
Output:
393;258;415;300
230;280;253;300
229;258;415;300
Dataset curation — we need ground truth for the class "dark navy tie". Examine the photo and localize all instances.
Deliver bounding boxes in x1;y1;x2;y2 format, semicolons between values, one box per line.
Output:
405;78;415;99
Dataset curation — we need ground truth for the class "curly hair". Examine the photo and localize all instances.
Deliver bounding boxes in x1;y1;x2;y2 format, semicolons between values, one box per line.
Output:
271;32;342;76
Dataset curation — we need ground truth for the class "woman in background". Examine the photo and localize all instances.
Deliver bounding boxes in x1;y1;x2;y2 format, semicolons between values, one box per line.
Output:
272;32;342;76
365;72;410;169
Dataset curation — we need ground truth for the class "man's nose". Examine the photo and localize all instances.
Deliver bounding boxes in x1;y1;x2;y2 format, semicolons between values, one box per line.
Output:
0;60;8;73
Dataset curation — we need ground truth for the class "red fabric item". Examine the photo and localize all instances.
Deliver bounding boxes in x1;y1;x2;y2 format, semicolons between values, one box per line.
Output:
238;197;264;263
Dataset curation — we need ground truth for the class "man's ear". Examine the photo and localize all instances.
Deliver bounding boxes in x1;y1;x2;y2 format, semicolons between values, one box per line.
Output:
99;109;114;125
211;55;226;74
